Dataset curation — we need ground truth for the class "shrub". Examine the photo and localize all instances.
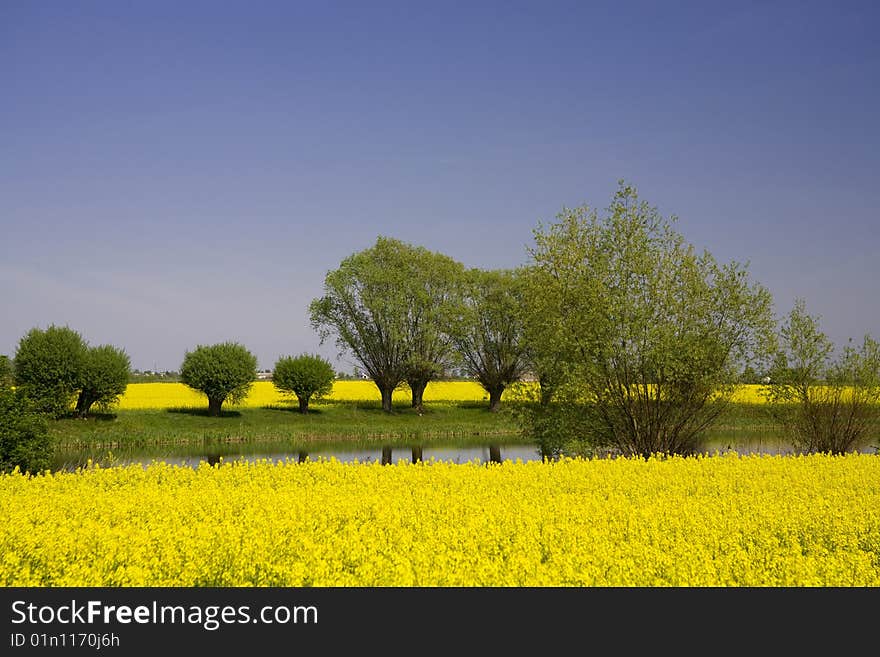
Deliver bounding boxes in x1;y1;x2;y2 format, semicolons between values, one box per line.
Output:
272;353;335;413
764;299;880;454
180;342;258;416
0;386;51;474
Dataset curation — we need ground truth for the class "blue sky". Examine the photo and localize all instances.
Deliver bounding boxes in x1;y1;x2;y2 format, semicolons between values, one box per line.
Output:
2;0;878;372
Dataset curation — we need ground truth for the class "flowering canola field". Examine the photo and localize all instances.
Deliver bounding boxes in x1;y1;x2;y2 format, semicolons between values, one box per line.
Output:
117;380;492;409
2;453;878;586
117;381;768;410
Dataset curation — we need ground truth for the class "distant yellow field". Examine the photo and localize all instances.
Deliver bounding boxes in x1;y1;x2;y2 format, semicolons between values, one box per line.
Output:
117;381;772;410
117;380;492;410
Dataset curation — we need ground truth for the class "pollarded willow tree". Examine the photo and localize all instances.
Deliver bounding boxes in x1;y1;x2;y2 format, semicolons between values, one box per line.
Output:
74;344;131;418
522;181;776;457
13;325;88;417
402;248;465;411
179;342;257;416
450;268;530;412
309;236;464;412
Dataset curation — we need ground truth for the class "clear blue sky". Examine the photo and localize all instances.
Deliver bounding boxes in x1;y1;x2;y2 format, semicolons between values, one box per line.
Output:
2;0;878;372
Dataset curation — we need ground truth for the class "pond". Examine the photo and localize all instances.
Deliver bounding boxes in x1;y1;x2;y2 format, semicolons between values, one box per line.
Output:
52;433;879;471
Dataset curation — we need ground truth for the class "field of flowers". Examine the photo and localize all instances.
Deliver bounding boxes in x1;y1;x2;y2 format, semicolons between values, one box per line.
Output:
2;453;878;586
117;380;492;409
118;381;769;410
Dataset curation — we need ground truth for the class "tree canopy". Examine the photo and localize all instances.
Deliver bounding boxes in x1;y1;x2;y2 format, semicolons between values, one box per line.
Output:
521;181;775;457
450;268;529;411
273;353;335;413
310;236;464;412
13;325;88;417
180;342;257;416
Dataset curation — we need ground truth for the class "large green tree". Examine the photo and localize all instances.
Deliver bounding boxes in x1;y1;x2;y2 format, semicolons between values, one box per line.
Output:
180;342;257;416
763;299;880;454
450;268;529;411
310;236;464;412
401;247;465;411
522;181;775;457
75;344;131;417
13;325;88;417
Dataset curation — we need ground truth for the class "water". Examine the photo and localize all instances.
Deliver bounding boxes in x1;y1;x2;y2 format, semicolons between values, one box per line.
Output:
52;432;878;472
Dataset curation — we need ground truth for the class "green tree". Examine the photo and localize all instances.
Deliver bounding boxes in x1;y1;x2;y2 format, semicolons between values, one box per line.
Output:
0;386;51;474
13;325;88;417
310;236;464;412
763;299;880;454
401;247;465;411
0;355;12;387
450;268;529;412
272;353;335;413
522;181;775;457
179;342;257;416
75;344;131;417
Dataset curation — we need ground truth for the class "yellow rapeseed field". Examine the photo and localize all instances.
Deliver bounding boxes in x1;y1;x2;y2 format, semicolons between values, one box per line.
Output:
118;380;492;409
1;454;878;586
118;381;770;410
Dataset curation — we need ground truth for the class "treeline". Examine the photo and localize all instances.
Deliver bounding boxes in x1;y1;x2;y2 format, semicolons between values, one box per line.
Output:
2;181;879;474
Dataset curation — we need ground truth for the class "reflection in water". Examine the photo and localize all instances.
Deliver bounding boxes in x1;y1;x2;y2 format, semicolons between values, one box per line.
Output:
51;435;879;472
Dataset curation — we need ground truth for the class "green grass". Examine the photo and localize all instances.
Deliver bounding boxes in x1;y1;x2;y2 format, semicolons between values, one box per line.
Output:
47;400;879;460
49;400;523;449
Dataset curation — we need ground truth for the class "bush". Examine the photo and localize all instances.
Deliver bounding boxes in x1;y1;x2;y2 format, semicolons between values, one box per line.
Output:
764;299;880;454
75;345;132;417
273;353;335;413
180;342;258;416
0;386;51;474
13;325;88;417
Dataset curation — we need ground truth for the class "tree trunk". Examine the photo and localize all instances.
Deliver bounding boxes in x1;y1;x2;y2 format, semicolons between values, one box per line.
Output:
381;446;393;465
380;386;394;413
408;378;428;412
297;451;309;463
75;391;94;418
411;446;423;463
488;386;505;412
488;444;502;464
208;397;223;417
298;396;309;414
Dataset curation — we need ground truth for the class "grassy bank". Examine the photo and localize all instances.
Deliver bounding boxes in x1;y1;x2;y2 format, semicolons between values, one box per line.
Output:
48;399;794;449
49;401;523;449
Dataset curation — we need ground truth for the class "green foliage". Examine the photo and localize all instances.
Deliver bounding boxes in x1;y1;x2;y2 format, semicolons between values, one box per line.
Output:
179;342;258;416
763;299;880;453
521;181;776;457
272;353;335;413
0;355;12;387
450;268;529;411
0;386;51;474
310;236;465;412
75;345;132;417
13;325;88;418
